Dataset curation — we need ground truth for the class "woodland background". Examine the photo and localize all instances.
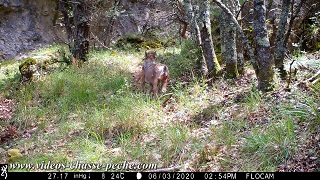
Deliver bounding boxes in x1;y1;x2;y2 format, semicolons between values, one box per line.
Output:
0;0;319;172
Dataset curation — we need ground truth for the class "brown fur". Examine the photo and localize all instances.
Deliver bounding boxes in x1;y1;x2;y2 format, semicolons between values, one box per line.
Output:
133;50;169;98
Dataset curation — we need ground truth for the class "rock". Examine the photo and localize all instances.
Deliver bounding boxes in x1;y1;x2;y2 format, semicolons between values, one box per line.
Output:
0;0;65;62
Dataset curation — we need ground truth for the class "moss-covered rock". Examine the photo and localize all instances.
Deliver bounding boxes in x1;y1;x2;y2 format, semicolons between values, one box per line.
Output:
19;58;37;82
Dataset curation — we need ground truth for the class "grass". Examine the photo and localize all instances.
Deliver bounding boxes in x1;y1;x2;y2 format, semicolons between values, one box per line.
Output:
242;117;296;171
0;43;319;172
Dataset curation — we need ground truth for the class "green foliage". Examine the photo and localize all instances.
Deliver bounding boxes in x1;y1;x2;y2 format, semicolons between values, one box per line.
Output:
2;44;319;172
244;87;261;110
243;117;296;171
311;81;320;94
157;123;189;166
7;149;23;163
159;40;199;78
283;98;320;125
211;121;237;147
0;60;21;96
115;32;177;52
116;33;165;51
137;41;163;50
180;40;202;60
56;47;73;65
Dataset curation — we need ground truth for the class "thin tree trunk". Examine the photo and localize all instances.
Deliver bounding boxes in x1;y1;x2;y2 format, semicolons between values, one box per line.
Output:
184;0;200;44
284;0;304;53
235;0;244;75
269;17;277;52
199;0;221;77
254;0;274;91
212;0;259;75
212;0;275;90
274;0;291;79
223;0;238;78
184;0;208;76
59;0;90;67
220;9;226;64
274;0;304;79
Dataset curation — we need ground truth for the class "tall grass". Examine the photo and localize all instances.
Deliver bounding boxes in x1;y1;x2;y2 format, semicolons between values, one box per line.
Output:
242;117;296;171
2;44;319;172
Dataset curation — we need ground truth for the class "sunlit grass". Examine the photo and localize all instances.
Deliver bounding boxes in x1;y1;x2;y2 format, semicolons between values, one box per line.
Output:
1;43;319;172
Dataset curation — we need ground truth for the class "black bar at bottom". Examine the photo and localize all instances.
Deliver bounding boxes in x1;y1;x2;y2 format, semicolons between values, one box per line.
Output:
2;172;320;180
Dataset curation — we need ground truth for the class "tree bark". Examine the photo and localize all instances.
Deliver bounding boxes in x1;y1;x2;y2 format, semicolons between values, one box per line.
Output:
219;8;226;64
199;0;221;77
223;0;238;78
274;0;291;79
59;0;90;67
212;0;275;91
283;0;304;54
72;0;90;64
212;0;259;75
265;0;273;20
59;0;74;46
235;0;244;75
184;0;208;76
253;0;274;91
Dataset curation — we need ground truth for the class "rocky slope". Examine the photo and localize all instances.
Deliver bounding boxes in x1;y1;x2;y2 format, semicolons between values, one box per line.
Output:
0;0;64;62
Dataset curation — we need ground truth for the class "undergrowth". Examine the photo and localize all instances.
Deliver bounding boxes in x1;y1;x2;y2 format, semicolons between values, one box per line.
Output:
0;43;319;172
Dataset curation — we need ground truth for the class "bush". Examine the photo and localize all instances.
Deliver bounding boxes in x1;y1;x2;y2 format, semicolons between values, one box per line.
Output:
158;40;199;79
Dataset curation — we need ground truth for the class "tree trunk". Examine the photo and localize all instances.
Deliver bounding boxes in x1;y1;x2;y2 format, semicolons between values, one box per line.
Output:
199;0;221;77
219;9;226;64
223;0;238;78
274;0;291;79
235;0;244;75
212;0;275;90
72;0;90;64
254;0;274;91
184;0;208;76
180;21;188;39
212;0;259;76
59;0;74;46
265;0;274;20
284;0;304;49
59;0;90;67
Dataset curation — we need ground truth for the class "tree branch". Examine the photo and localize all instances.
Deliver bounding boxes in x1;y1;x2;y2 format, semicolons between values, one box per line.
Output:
235;0;248;20
284;0;305;47
211;0;259;74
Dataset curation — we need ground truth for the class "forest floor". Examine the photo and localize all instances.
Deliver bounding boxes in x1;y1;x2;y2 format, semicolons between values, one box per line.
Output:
0;44;319;172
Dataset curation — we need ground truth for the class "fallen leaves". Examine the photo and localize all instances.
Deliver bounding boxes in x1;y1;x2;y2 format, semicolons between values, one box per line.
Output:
0;97;15;121
276;131;320;172
0;126;19;143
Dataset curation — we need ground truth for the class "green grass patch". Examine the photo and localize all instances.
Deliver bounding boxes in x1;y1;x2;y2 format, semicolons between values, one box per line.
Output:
1;44;319;172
